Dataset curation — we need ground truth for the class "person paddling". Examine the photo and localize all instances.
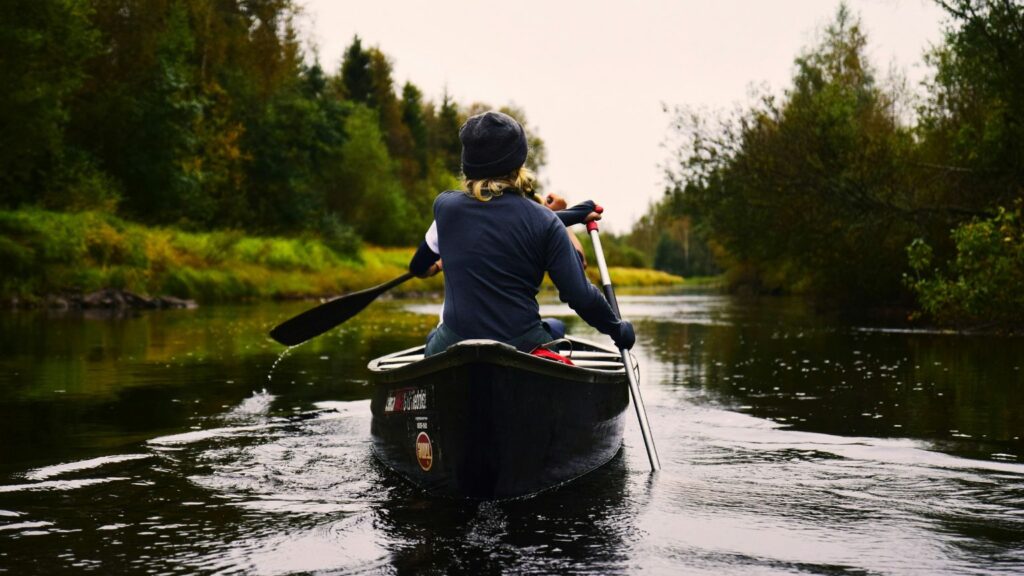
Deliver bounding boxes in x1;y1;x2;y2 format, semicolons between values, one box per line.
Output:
408;110;634;356
417;190;597;337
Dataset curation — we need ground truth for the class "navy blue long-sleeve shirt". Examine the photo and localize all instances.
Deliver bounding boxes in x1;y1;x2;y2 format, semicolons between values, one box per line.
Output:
409;191;622;342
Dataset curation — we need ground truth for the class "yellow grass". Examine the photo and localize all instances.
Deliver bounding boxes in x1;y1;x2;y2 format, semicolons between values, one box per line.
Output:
0;209;680;303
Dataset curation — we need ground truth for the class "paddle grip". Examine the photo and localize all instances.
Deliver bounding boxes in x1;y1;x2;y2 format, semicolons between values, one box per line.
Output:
585;205;604;233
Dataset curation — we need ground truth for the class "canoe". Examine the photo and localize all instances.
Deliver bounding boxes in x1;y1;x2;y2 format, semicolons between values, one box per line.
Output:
368;337;629;499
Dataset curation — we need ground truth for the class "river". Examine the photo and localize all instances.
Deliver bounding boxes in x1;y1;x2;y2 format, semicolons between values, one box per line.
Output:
0;294;1022;574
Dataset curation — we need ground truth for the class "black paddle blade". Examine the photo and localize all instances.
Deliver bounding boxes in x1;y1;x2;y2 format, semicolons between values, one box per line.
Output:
269;272;414;346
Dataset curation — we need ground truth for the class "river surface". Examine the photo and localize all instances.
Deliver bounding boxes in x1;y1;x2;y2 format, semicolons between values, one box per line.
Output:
0;294;1022;575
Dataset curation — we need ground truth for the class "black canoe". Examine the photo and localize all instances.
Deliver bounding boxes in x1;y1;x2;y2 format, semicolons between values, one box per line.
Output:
368;337;629;499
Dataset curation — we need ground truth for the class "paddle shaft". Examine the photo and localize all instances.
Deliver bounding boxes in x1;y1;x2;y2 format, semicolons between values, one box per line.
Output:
376;271;417;293
269;272;415;346
587;217;662;471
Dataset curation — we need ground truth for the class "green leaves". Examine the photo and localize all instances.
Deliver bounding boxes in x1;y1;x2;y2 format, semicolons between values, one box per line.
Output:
0;0;98;204
654;1;1024;320
662;4;913;302
907;203;1024;327
0;1;549;255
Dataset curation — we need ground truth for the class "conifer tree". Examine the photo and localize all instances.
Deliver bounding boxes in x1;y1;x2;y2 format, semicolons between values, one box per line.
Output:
339;36;373;104
436;89;462;175
401;83;429;176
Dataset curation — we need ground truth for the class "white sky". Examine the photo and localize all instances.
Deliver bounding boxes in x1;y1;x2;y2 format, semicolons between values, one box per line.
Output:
299;0;947;232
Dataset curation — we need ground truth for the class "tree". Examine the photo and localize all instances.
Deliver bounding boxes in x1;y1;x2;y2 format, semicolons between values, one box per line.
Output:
330;105;412;245
123;0;206;224
401;82;429;176
434;89;462;175
0;0;99;206
339;35;373;105
368;48;415;180
664;4;916;302
631;185;718;277
919;0;1024;214
0;0;540;246
900;0;1024;325
907;201;1024;327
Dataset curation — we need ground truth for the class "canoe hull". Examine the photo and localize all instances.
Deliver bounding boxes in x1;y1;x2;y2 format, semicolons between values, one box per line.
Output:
369;340;628;499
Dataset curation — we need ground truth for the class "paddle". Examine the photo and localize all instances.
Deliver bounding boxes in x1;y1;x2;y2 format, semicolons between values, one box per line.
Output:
269;272;415;346
586;207;662;471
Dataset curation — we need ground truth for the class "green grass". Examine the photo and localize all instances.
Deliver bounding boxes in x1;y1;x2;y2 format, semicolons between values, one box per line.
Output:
0;209;684;303
592;267;685;287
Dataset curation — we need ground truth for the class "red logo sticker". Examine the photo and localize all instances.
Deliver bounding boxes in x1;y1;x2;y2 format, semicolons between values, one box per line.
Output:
415;432;433;472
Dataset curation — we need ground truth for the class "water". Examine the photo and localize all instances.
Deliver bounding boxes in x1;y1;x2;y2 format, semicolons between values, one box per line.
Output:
0;295;1022;574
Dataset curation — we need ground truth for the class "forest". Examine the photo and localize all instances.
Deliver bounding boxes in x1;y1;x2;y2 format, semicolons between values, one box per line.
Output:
0;0;596;300
2;0;1021;326
630;1;1023;327
0;0;551;245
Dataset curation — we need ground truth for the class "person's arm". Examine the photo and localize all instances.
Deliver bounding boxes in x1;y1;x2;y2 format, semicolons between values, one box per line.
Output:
552;199;599;227
543;219;634;348
409;221;442;277
544;195;598;267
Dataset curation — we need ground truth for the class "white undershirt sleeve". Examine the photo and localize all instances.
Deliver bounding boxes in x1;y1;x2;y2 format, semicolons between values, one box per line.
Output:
425;220;444;325
425;220;439;253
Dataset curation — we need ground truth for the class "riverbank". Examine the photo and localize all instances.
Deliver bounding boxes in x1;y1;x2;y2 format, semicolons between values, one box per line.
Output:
0;209;684;306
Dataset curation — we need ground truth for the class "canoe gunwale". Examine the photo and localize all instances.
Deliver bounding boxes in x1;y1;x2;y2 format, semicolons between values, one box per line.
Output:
367;337;626;385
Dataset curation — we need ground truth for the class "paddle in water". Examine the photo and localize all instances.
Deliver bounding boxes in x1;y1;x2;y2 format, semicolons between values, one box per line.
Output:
587;206;662;471
269;272;415;346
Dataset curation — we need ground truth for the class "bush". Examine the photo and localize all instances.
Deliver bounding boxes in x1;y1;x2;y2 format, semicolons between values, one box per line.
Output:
578;232;650;269
43;151;122;213
0;208;418;300
0;236;36;277
318;213;362;260
906;203;1024;326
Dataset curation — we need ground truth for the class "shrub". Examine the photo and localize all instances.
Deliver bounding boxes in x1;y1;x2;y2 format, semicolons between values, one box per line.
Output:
0;236;36;277
42;152;122;213
907;202;1024;326
318;212;362;260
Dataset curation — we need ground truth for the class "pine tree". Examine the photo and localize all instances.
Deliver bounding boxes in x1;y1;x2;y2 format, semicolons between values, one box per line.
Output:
339;36;373;104
401;83;429;176
436;89;462;175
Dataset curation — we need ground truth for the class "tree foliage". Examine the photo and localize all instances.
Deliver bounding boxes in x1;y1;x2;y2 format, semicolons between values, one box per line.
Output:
647;2;1024;317
659;5;915;300
0;0;99;206
0;3;546;251
628;185;719;278
903;0;1024;326
907;202;1024;326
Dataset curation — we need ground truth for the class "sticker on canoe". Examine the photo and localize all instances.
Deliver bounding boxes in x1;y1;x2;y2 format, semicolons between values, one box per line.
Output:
384;387;428;413
415;432;433;471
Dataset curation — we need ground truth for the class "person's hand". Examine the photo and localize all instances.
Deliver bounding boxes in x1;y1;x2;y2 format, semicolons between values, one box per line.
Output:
584;210;602;223
544;193;568;211
419;259;443;278
613;321;635;350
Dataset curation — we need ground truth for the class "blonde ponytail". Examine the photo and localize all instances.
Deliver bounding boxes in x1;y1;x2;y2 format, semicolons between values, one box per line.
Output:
463;166;538;202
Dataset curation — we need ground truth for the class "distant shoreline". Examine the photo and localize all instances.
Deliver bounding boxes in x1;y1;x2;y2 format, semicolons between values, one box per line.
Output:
0;209;685;308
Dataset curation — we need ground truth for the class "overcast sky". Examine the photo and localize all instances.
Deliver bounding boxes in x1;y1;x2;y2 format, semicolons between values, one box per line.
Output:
299;0;948;231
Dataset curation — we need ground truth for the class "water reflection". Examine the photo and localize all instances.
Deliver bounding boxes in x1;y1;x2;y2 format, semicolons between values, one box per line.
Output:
143;390;635;574
0;295;1022;574
376;453;634;574
631;295;1024;462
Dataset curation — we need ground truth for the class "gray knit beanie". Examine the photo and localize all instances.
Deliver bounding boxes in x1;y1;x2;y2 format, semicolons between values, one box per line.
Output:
459;111;528;179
